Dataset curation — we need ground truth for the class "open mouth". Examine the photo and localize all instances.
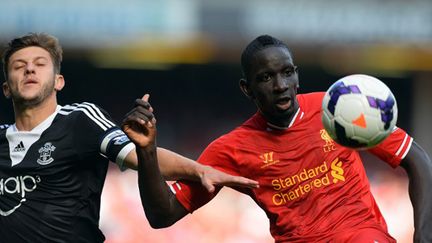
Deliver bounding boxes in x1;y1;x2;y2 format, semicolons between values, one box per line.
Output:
275;97;291;110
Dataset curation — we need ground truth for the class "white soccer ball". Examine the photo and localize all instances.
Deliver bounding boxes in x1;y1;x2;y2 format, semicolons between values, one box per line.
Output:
321;74;398;149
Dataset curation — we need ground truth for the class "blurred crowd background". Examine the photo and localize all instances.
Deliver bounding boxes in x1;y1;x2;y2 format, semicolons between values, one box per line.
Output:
1;0;432;242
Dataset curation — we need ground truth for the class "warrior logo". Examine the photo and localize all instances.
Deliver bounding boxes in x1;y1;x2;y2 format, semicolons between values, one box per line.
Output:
260;151;280;168
37;142;56;165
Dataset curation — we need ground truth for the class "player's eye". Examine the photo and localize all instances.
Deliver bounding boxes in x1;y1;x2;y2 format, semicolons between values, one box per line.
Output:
284;69;294;76
261;73;272;82
13;64;25;70
284;67;297;77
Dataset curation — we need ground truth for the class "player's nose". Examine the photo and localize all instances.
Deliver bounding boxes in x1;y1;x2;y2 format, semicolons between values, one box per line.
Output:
273;75;289;92
24;63;36;75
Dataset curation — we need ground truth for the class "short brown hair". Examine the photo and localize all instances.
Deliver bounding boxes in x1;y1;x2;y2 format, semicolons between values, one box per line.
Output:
2;33;63;81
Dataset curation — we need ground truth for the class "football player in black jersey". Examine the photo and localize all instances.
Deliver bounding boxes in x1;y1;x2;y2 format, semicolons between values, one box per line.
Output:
0;33;258;242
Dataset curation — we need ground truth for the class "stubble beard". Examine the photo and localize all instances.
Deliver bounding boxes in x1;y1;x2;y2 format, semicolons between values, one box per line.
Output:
11;76;56;109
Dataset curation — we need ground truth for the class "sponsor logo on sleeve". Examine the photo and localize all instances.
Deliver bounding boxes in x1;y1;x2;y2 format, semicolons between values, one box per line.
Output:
113;135;130;146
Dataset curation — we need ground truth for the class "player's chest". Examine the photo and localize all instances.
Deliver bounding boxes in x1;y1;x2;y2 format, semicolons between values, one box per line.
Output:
236;124;348;178
0;129;76;173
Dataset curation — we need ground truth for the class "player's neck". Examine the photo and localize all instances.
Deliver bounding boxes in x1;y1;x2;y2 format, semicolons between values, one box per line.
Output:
263;104;300;130
13;97;58;131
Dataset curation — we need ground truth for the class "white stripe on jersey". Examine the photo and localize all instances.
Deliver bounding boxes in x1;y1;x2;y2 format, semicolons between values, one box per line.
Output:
169;183;181;194
0;124;11;130
169;184;177;194
75;103;115;128
59;103;114;131
288;108;301;128
59;107;108;130
395;134;409;156
82;102;115;127
401;137;414;160
116;143;135;170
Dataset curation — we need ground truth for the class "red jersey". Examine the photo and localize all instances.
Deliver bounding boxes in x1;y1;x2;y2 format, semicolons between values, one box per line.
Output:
170;92;412;242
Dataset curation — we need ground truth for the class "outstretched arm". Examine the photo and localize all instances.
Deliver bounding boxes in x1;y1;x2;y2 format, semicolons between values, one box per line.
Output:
124;147;255;192
400;141;432;242
121;96;258;192
122;95;258;227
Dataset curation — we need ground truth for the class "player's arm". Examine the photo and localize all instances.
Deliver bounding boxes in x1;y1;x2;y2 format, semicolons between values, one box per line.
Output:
135;140;191;228
399;141;432;242
123;146;253;192
124;117;189;227
121;95;206;227
121;96;258;191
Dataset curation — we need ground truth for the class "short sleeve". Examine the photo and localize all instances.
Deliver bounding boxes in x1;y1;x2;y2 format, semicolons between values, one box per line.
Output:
170;137;240;212
368;127;413;167
70;102;134;169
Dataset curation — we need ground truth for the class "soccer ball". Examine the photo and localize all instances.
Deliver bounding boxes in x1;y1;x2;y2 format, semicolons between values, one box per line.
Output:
321;74;398;149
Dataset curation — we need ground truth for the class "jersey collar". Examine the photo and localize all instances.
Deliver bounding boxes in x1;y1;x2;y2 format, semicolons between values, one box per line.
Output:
10;105;61;133
266;108;301;130
252;107;303;132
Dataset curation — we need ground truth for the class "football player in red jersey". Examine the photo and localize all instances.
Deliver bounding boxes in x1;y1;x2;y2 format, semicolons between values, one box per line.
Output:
123;35;432;242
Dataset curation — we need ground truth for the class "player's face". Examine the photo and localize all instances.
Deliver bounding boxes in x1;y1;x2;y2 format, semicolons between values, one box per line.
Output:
3;46;63;108
241;46;299;127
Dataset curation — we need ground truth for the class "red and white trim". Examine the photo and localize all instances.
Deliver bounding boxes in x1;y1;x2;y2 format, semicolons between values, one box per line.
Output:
395;133;413;160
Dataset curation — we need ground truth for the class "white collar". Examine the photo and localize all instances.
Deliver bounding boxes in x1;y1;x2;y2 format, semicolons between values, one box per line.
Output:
266;108;301;131
11;105;61;133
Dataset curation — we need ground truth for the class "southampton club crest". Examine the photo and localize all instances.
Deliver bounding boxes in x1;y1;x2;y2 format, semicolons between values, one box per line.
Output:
37;142;56;165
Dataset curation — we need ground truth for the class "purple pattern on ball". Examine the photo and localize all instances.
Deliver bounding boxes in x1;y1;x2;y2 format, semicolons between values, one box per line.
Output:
348;85;361;94
365;95;395;130
327;81;345;115
386;96;395;107
367;96;378;108
327;82;363;115
377;100;386;109
327;80;396;131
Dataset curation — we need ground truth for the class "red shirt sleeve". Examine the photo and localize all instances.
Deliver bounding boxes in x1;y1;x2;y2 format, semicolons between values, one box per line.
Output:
368;127;413;167
170;136;241;212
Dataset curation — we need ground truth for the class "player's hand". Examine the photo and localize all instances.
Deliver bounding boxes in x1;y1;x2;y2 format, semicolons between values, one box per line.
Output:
198;165;259;192
122;94;157;148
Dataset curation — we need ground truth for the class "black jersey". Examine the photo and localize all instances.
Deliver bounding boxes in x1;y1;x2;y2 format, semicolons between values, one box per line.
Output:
0;102;134;243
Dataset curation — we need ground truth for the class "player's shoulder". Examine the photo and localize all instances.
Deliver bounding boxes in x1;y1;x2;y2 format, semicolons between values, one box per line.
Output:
297;92;325;111
207;133;233;149
0;124;11;137
58;102;115;130
59;102;106;117
0;124;11;131
208;125;251;150
297;92;325;105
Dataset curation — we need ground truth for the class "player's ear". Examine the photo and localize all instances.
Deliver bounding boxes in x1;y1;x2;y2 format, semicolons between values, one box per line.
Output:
2;82;11;99
54;74;65;92
239;78;254;99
